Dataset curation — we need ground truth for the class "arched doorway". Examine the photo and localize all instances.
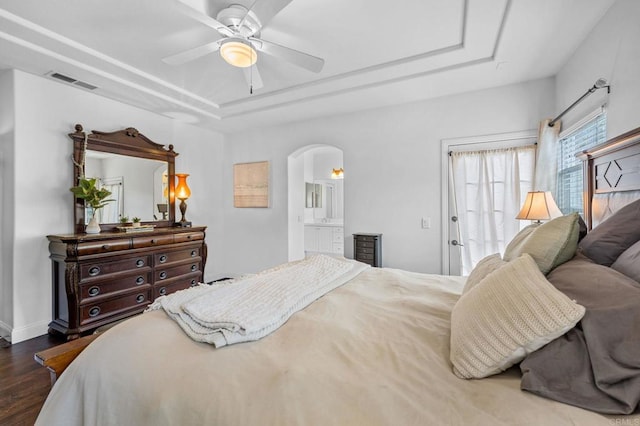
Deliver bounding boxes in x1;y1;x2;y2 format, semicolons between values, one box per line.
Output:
287;145;344;261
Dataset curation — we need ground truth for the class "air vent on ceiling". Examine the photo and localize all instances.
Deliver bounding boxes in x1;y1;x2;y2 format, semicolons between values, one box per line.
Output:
47;71;98;90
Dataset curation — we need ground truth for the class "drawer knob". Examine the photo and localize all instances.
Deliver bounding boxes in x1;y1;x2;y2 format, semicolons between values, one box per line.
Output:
190;279;197;287
101;244;109;250
159;271;167;280
88;307;100;317
159;287;167;296
88;266;101;276
159;255;167;263
151;239;157;244
135;276;144;285
190;264;198;272
136;294;145;303
136;259;145;267
190;250;197;257
88;286;100;297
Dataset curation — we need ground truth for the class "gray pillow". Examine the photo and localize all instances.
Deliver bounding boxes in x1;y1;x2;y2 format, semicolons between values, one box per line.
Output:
503;213;580;274
579;198;640;266
521;253;640;414
611;240;640;283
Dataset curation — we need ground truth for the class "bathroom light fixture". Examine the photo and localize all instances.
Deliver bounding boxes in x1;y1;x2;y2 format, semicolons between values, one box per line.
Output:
516;191;562;224
175;173;192;227
331;168;344;179
220;38;257;68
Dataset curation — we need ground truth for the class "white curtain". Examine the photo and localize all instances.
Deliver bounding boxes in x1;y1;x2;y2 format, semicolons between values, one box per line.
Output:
533;118;561;192
451;145;536;275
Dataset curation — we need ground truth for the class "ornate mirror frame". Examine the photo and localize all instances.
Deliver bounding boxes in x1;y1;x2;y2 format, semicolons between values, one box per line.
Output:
70;124;178;234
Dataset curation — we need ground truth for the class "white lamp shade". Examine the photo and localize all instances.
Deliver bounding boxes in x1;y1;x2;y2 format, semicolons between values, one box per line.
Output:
516;191;563;221
220;39;257;68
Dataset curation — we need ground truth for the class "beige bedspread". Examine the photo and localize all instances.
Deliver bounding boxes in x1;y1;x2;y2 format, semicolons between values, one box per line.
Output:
37;267;634;425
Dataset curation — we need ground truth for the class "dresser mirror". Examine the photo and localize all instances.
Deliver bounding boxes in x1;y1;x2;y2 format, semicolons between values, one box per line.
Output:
70;124;178;233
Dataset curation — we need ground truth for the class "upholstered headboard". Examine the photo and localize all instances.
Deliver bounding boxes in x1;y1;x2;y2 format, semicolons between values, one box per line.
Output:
579;126;640;230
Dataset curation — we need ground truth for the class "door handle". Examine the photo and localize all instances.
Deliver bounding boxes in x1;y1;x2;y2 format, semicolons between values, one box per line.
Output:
451;240;464;247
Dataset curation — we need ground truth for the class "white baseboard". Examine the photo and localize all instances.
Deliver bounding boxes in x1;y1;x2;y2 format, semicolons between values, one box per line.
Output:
10;320;49;344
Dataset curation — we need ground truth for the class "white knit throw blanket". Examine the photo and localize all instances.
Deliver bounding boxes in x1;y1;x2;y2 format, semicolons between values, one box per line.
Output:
147;255;369;347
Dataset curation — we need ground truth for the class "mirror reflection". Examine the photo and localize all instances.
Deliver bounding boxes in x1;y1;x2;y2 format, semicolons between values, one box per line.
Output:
85;151;168;224
305;182;322;208
305;180;343;221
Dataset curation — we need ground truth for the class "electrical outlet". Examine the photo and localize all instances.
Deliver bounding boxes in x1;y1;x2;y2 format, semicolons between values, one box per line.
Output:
421;217;431;229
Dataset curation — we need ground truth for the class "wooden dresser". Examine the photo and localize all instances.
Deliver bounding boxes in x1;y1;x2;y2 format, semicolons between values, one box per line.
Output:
353;233;382;267
47;226;206;339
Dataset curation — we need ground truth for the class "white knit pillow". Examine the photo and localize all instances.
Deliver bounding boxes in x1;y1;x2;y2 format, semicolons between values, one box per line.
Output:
450;253;585;379
462;253;506;294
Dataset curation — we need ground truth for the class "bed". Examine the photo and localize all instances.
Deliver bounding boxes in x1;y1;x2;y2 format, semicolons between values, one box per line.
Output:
36;128;640;425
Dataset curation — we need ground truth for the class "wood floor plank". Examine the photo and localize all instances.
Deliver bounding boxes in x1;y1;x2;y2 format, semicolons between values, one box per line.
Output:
0;335;65;426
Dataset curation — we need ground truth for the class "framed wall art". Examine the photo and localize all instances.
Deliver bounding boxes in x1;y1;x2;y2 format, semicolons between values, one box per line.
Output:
233;161;270;208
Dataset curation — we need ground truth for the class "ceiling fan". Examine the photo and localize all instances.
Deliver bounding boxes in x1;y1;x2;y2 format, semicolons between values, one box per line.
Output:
164;0;325;91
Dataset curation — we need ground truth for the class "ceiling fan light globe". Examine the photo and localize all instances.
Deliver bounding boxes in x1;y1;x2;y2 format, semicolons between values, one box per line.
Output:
220;40;257;68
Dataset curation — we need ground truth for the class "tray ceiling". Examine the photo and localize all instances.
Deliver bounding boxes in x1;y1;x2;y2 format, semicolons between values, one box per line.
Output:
0;0;615;132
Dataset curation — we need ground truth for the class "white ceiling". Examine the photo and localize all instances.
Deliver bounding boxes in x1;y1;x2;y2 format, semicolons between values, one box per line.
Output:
0;0;615;133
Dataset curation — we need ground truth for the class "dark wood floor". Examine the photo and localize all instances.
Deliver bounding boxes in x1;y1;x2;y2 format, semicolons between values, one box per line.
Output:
0;334;65;426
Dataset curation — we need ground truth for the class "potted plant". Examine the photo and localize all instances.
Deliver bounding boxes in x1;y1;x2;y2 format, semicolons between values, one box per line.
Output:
119;216;130;225
70;177;114;234
132;217;142;228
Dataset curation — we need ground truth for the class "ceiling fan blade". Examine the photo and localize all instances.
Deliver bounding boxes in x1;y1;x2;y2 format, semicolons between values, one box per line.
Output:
254;38;324;73
240;0;293;36
162;40;222;65
242;65;264;91
176;0;234;37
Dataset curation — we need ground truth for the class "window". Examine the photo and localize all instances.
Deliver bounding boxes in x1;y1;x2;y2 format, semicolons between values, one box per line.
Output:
555;112;607;215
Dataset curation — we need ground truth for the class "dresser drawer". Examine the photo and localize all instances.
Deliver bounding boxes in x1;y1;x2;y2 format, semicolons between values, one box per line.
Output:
132;234;175;248
155;261;201;282
79;273;151;302
77;239;131;255
155;273;201;298
155;247;201;266
354;235;378;242
174;232;204;244
80;256;151;281
355;240;376;249
356;247;375;255
80;289;152;325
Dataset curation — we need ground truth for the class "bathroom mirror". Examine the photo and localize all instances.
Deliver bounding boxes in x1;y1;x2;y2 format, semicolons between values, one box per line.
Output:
305;182;322;208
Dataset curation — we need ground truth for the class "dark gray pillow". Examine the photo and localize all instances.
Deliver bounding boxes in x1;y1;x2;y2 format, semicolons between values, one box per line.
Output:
579;198;640;266
520;253;640;414
611;240;640;283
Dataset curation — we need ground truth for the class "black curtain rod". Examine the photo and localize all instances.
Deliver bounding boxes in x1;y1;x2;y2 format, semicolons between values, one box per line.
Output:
548;78;610;127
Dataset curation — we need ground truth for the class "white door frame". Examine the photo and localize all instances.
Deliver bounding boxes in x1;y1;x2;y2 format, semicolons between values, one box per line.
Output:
440;130;537;275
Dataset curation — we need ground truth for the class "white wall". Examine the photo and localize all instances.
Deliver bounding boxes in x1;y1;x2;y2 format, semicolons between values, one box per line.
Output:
221;77;555;276
5;69;224;343
0;70;15;339
556;0;640;138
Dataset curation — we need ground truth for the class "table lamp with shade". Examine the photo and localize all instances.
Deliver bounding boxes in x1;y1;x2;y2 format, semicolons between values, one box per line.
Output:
175;173;192;227
516;191;563;224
